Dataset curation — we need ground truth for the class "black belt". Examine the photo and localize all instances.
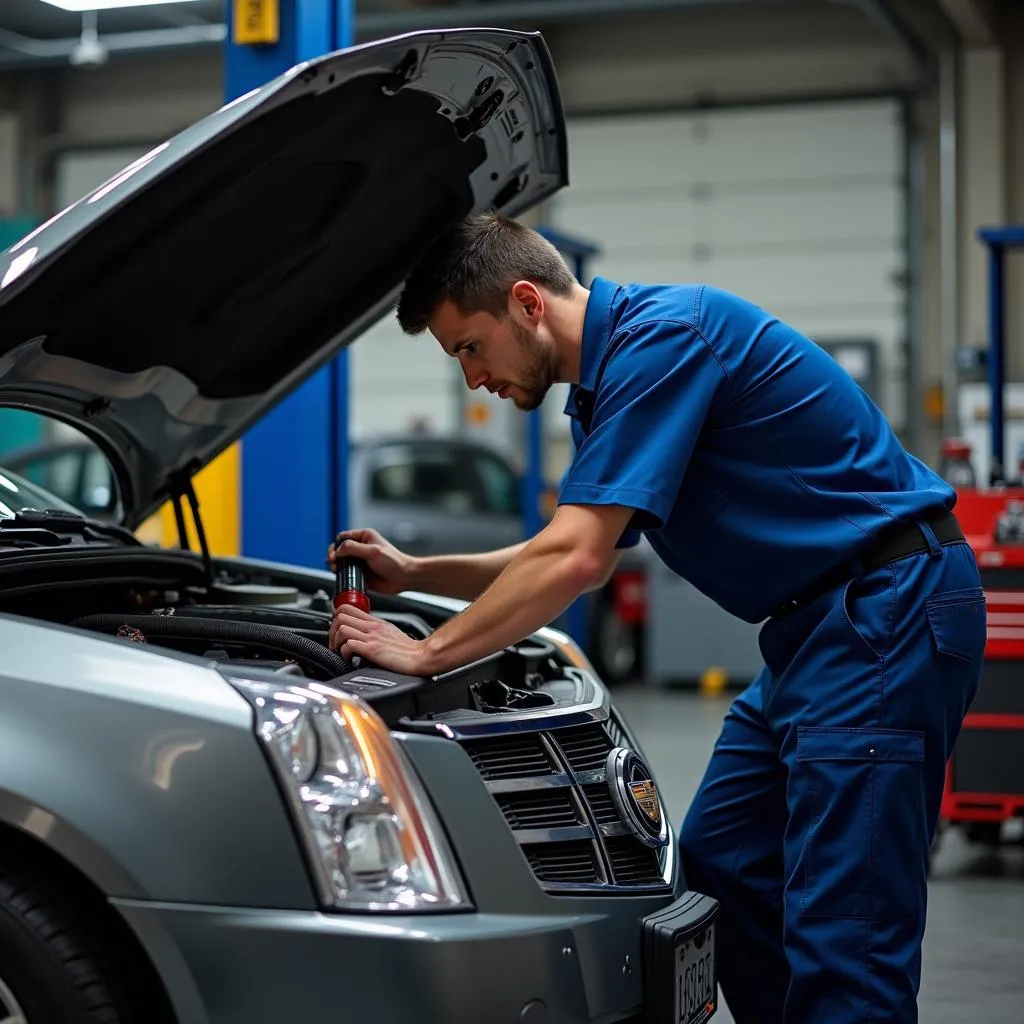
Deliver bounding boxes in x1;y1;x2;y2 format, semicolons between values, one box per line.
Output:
771;510;964;619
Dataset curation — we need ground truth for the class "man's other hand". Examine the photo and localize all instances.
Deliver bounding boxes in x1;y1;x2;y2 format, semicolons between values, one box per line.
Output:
327;528;415;595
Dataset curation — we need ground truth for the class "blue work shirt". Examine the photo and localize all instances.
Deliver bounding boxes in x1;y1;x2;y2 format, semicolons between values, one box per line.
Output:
558;277;955;624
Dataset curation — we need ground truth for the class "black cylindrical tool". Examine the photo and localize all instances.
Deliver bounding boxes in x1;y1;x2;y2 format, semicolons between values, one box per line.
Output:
334;555;371;614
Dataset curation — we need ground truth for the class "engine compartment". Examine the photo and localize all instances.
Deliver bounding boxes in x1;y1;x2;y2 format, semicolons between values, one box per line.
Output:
0;546;598;728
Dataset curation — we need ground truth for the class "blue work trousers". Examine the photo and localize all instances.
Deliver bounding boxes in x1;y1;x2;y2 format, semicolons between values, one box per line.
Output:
678;527;985;1023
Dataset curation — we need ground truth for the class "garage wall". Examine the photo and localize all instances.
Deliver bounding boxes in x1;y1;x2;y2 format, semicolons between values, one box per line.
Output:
1006;6;1024;381
549;100;906;424
57;50;221;145
7;3;1024;470
959;47;1006;361
52;146;151;211
0;112;17;219
544;3;921;111
1;1;923;457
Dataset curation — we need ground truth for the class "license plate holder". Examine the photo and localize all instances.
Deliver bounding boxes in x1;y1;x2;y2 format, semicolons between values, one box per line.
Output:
641;892;719;1024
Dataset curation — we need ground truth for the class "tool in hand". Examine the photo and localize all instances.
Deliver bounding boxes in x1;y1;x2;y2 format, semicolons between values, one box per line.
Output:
334;549;371;614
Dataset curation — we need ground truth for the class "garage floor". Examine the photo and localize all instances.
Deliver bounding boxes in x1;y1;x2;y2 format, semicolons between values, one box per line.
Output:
614;685;1024;1024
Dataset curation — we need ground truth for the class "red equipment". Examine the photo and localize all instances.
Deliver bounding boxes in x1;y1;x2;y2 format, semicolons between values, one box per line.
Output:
939;484;1024;849
935;224;1024;855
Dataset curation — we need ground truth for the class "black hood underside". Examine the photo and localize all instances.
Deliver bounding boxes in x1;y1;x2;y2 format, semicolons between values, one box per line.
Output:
0;29;568;527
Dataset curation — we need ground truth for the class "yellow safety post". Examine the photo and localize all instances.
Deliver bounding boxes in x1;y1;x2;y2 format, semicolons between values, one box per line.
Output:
141;445;241;556
699;666;728;697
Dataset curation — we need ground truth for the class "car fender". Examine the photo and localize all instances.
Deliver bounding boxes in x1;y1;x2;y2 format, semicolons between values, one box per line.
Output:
0;613;317;909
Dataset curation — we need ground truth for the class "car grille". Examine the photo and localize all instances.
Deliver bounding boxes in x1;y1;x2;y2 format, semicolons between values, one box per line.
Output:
459;716;670;894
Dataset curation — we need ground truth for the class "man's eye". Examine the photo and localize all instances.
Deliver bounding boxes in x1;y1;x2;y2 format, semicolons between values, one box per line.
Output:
465;343;478;355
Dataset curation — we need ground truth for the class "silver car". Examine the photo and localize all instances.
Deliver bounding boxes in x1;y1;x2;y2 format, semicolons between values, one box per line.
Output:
0;28;718;1024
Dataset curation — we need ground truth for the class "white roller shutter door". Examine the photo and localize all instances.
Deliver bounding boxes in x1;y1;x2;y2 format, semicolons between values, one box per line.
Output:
547;99;907;434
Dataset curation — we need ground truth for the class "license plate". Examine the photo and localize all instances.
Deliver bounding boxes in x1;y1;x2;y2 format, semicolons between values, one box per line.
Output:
675;921;716;1024
641;892;719;1024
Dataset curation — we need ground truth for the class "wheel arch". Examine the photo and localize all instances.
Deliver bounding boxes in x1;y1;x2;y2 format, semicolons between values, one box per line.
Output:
0;812;185;1024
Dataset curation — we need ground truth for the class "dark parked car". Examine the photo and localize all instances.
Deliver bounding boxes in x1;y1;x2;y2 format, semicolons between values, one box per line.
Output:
0;28;716;1023
1;439;120;519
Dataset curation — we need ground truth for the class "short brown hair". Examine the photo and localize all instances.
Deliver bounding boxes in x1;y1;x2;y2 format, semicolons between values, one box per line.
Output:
395;211;576;335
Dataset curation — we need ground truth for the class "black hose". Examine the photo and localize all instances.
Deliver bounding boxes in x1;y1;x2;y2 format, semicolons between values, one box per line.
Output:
170;604;332;630
71;613;351;677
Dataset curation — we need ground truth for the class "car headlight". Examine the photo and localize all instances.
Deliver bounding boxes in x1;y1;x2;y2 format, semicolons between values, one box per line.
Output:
536;623;596;674
230;677;471;913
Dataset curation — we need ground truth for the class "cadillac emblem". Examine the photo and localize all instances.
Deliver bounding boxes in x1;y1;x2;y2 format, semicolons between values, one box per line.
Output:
606;747;669;848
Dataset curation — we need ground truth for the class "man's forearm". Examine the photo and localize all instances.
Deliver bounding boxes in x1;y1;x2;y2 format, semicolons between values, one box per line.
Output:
407;542;528;601
420;530;607;675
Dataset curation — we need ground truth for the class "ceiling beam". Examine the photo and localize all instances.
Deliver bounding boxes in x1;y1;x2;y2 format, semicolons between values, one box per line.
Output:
0;0;771;69
0;0;937;71
353;0;759;36
0;22;224;67
831;0;931;77
934;0;996;44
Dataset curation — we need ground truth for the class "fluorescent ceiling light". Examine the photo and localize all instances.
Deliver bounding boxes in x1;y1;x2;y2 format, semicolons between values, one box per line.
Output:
40;0;205;12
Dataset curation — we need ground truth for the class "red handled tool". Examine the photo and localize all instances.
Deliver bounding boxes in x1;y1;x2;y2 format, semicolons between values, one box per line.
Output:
334;555;371;614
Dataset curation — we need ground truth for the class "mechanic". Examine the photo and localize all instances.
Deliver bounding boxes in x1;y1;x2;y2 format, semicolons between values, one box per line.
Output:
328;211;984;1024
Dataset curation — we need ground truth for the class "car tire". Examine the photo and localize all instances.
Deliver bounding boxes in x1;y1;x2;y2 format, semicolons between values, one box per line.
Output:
0;860;137;1024
590;591;643;686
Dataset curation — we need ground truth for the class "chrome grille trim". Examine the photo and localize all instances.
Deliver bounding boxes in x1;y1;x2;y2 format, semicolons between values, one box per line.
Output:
457;710;673;894
484;773;575;793
598;822;636;839
512;825;597;845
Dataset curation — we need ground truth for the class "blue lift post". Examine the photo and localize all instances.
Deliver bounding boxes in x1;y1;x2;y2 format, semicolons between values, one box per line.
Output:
977;225;1024;485
535;226;601;651
227;1;354;569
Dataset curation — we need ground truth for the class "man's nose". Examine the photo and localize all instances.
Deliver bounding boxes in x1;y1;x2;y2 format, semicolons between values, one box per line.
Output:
463;364;489;390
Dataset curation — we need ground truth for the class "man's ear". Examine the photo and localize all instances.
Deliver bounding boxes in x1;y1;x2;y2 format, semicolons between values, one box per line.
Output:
511;280;544;323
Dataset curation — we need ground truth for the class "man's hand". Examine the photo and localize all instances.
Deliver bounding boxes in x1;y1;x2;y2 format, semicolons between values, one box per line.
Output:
329;605;437;675
330;503;633;677
327;528;415;596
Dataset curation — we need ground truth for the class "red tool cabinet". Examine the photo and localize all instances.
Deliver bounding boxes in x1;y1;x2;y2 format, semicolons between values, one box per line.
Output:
938;488;1024;849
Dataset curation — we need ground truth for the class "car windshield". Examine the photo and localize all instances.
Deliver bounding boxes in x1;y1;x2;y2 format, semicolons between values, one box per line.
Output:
0;464;85;518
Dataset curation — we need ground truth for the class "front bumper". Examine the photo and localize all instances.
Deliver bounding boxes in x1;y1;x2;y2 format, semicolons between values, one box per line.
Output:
113;894;710;1023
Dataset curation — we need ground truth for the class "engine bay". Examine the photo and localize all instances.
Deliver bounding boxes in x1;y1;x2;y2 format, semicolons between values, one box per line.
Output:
0;544;599;729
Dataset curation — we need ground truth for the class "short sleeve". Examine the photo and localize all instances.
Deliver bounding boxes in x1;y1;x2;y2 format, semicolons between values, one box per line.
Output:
559;421;640;549
558;319;728;533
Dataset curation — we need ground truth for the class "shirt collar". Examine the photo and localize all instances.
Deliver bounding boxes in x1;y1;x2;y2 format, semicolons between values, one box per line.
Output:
563;275;620;417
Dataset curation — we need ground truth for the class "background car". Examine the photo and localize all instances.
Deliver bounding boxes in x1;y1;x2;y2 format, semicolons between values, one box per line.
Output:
1;438;120;520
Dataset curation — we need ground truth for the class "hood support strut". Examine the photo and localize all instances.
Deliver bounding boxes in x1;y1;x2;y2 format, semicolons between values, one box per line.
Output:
169;465;212;585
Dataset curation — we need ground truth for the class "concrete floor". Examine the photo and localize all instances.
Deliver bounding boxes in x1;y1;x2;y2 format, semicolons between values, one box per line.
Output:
613;684;1024;1024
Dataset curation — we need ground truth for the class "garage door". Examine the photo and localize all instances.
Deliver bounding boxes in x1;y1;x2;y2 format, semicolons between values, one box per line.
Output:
547;99;907;433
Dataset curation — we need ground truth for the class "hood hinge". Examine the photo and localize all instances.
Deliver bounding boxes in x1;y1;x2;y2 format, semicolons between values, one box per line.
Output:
168;463;213;585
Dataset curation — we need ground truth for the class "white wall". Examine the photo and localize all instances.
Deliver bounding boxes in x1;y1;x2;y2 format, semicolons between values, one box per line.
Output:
959;46;1006;357
1006;4;1024;380
544;2;920;111
0;75;14;219
56;50;222;145
0;112;17;219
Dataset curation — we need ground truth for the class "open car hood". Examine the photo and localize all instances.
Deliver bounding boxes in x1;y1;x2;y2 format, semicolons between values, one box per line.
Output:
0;28;567;529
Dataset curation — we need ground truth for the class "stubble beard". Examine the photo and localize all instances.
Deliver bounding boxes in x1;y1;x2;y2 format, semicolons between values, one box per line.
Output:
509;318;556;412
